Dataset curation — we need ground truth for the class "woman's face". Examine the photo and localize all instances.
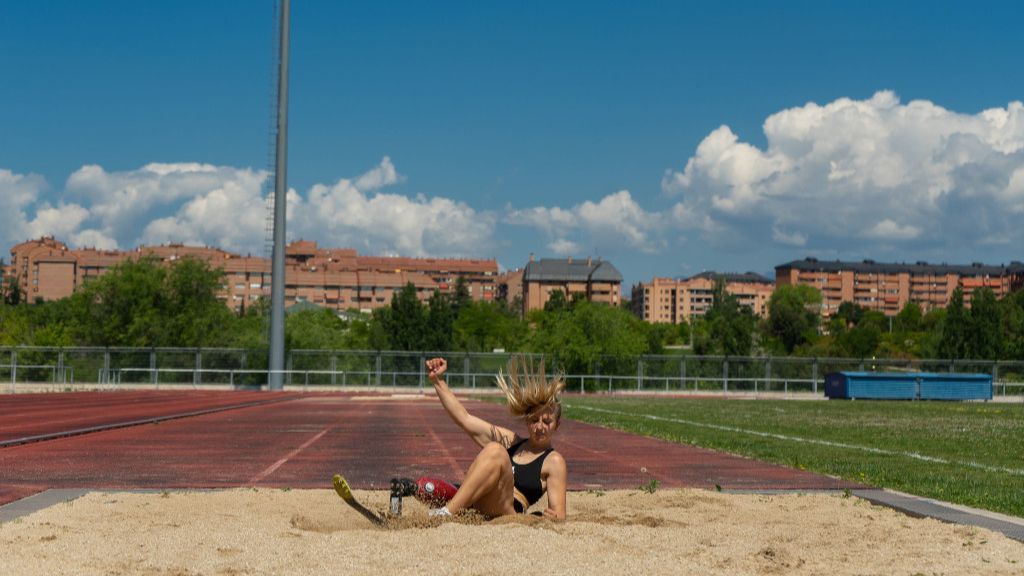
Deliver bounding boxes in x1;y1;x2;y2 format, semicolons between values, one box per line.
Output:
525;406;559;444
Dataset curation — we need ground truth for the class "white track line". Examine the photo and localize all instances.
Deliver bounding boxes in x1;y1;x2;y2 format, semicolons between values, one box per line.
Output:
250;427;331;483
568;404;1024;477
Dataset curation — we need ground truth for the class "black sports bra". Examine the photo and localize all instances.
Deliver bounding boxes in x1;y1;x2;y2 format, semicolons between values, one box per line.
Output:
507;438;553;508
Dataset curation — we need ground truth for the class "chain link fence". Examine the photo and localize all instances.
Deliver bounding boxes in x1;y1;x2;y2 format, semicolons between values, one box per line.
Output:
2;346;1023;397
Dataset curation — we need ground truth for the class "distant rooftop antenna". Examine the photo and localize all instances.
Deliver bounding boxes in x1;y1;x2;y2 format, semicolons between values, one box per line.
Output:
268;0;290;391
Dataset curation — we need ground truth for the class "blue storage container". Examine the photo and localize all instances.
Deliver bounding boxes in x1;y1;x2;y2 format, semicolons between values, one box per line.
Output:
824;372;992;401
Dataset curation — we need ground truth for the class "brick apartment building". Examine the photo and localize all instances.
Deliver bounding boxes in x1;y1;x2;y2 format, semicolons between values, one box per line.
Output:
4;237;499;313
775;257;1024;317
519;256;623;315
632;272;775;324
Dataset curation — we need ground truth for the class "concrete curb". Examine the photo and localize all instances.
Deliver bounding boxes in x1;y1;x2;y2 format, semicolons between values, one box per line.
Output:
853;489;1024;542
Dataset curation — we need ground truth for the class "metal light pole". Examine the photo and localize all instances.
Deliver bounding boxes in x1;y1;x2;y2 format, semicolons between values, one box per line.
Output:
268;0;290;390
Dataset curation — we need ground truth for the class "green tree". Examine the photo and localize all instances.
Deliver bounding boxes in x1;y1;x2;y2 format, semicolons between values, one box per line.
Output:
163;257;234;347
938;288;969;360
967;287;1001;360
453;300;527;352
894;301;922;333
450;276;473;318
527;300;651;375
367;306;392;350
837;322;882;358
834;301;864;329
703;279;755;356
285;308;350;350
543;290;570;314
766;285;822;353
0;305;31;345
68;257;169;346
678;319;691;347
425;290;455;351
647;322;683;349
380;283;428;351
999;289;1024;360
917;307;947;358
225;298;270;351
67;256;232;347
3;276;22;306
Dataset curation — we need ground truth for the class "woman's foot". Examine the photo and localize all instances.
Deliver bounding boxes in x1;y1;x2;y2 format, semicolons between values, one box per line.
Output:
428;506;452;517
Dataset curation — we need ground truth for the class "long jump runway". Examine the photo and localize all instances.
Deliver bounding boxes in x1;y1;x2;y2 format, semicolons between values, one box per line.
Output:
0;391;858;507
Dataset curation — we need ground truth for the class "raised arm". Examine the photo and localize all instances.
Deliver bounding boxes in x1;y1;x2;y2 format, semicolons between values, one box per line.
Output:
427;358;517;449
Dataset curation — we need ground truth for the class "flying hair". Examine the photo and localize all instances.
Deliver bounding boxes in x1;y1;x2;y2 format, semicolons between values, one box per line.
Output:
494;356;565;421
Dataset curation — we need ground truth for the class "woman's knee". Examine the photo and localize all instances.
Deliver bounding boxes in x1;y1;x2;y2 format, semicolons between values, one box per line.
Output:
478;442;510;467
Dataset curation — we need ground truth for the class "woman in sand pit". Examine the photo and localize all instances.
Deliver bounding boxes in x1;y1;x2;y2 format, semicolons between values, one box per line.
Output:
425;356;567;520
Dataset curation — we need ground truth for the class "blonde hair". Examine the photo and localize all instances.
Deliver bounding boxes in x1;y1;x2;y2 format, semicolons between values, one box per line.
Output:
495;356;565;421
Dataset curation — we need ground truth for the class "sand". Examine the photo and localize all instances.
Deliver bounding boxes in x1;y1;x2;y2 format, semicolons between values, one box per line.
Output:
1;488;1022;576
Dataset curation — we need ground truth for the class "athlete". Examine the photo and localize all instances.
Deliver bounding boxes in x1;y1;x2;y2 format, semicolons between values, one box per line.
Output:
425;356;567;520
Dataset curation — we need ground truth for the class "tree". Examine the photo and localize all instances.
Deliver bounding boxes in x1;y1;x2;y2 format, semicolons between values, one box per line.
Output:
68;257;169;346
766;285;822;353
894;301;922;333
367;307;392;350
967;287;1001;360
450;276;473;318
1000;289;1024;360
834;301;864;329
543;290;570;314
837;322;882;358
937;288;969;360
285;308;349;350
703;279;754;356
527;300;651;375
453;300;527;352
0;305;31;345
425;290;455;351
380;283;428;351
66;256;233;347
163;257;234;347
3;276;22;306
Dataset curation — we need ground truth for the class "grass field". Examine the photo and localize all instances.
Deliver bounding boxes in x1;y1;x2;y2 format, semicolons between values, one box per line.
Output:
562;396;1024;518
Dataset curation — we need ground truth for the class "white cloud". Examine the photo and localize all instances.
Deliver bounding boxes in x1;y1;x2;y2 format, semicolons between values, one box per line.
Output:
28;202;91;241
0;169;46;247
507;190;663;254
5;157;495;258
547;239;580;255
664;91;1024;254
291;158;495;257
140;173;270;253
65;163;269;250
771;225;807;247
354;156;403;191
866;219;921;240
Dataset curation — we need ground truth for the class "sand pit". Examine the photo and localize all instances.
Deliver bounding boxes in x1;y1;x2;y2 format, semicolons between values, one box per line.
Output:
2;488;1022;575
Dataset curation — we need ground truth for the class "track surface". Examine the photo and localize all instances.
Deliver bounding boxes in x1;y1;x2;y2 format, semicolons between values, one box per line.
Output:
0;391;859;506
0;391;293;444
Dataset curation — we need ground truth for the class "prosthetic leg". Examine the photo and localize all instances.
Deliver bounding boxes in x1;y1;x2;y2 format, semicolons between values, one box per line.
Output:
389;476;460;517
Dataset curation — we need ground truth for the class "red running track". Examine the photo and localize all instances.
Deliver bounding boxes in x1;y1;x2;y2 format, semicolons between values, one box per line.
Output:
0;390;299;444
0;392;860;506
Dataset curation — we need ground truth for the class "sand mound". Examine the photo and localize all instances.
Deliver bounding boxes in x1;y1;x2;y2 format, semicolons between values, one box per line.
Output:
2;488;1022;575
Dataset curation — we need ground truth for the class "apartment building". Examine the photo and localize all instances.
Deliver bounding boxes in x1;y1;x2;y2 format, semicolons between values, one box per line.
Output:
775;257;1024;317
495;268;524;306
632;272;774;324
520;256;622;315
5;237;498;313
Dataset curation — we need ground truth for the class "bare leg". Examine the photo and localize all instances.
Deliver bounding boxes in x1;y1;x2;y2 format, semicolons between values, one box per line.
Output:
446;442;516;517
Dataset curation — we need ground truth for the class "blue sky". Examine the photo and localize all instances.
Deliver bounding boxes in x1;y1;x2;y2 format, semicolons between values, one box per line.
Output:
3;1;1024;289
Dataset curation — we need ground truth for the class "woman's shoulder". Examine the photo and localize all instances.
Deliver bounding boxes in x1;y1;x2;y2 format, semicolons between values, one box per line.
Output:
543;449;567;468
